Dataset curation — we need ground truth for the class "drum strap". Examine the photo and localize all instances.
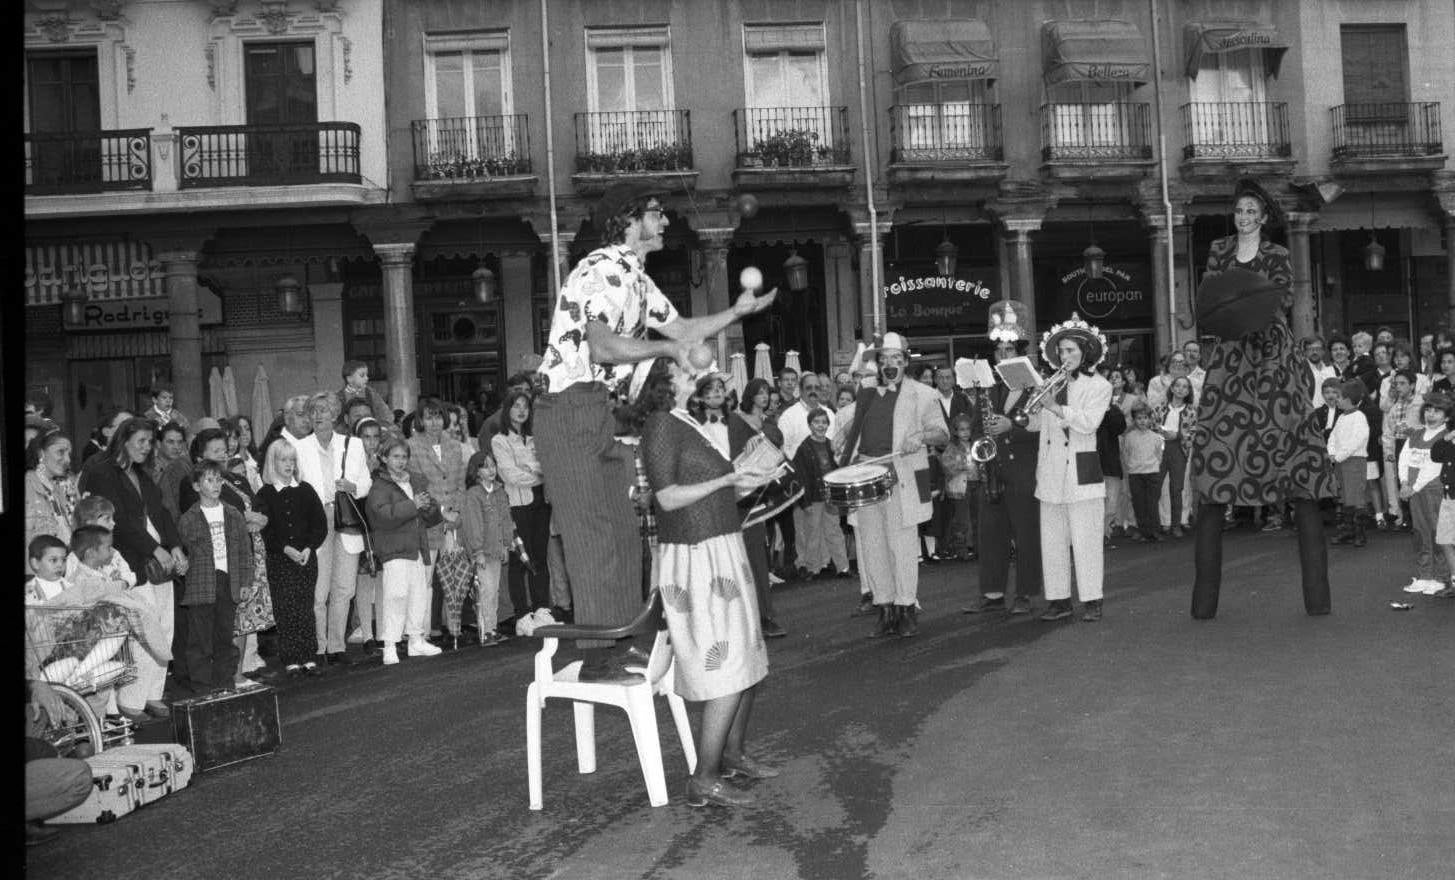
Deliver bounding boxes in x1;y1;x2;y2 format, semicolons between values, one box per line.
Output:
670;409;730;462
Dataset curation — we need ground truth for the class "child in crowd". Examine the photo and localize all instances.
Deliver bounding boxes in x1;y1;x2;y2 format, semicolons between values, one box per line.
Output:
1398;391;1453;595
27;535;70;605
1312;377;1343;441
176;460;255;694
66;525;130;601
790;407;850;577
459;449;515;647
938;412;981;560
66;495;136;589
1427;405;1455;599
1329;379;1371;547
1120;402;1165;543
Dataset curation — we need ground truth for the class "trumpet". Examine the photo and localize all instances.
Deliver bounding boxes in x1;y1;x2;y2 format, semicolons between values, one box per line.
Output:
1010;367;1073;428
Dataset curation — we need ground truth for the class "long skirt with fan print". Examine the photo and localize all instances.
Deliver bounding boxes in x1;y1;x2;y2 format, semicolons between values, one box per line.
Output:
655;533;769;702
434;540;475;635
234;532;275;636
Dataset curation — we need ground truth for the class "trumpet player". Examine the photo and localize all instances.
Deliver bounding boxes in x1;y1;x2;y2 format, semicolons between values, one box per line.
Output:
963;301;1043;615
1034;315;1114;623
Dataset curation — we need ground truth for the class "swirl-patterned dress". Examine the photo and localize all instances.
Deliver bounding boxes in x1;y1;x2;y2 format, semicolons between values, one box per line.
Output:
642;410;768;703
1190;236;1335;506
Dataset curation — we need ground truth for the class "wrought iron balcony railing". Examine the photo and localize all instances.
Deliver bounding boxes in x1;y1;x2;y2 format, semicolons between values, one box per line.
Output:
890;103;1003;163
412;114;531;180
572;109;693;173
25;129;153;195
1332;103;1443;159
733;106;850;168
177;121;361;187
1041;102;1152;162
1180;101;1291;160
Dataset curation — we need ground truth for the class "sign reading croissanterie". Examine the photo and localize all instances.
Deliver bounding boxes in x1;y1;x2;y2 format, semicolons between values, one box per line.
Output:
882;275;993;326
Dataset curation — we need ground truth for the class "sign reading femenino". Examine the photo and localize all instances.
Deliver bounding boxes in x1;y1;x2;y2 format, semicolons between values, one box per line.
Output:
883;275;993;325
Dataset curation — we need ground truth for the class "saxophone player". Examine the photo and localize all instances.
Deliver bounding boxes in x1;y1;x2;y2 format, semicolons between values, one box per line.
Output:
962;300;1044;616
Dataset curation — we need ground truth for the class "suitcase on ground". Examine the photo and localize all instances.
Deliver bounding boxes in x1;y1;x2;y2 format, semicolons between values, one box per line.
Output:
171;686;281;772
48;755;145;824
122;743;195;796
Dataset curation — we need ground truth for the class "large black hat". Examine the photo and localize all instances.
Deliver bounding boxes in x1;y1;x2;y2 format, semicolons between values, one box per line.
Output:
1233;178;1284;229
1195;268;1285;340
592;181;668;233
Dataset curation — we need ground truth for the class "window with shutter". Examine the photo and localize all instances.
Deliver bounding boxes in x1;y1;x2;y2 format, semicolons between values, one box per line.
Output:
1340;25;1408;121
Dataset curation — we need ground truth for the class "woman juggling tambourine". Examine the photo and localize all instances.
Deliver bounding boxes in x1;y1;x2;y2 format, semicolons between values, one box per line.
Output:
1189;179;1336;618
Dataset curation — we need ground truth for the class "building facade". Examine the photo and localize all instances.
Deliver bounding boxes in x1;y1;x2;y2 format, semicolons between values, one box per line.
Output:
24;0;1455;441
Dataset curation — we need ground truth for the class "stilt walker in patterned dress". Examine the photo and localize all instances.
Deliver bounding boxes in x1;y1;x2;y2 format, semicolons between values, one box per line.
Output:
1189;179;1336;618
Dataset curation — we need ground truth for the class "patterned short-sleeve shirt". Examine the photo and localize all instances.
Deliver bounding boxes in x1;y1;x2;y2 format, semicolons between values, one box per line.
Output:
539;243;680;392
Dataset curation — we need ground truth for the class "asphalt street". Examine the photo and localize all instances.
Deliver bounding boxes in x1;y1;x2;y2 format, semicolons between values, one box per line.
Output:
23;525;1455;879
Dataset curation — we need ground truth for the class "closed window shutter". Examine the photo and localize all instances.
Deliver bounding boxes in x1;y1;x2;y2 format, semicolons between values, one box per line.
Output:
1340;25;1408;107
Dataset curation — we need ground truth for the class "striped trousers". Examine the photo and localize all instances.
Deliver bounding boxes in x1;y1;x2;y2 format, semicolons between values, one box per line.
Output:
534;384;643;648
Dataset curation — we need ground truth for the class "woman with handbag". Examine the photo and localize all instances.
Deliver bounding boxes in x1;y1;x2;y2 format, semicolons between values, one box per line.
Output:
492;390;553;623
367;436;442;665
295;393;373;667
77;417;188;718
346;417;386;653
179;428;273;687
255;440;328;677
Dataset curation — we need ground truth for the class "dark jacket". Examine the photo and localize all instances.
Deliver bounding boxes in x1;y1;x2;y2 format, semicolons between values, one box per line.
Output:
254;481;328;556
176;502;255;604
792;436;838;505
1097;403;1127;479
366;474;433;565
1429;437;1455;499
77;458;180;584
981;381;1039;487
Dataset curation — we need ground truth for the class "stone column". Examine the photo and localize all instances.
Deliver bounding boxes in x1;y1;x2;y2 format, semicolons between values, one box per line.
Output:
156;248;204;417
1001;219;1041;342
853;221;892;338
1445;215;1455;332
500;250;535;373
1287;211;1318;341
698;228;735;365
826;240;855;361
1146;215;1189;357
374;243;419;413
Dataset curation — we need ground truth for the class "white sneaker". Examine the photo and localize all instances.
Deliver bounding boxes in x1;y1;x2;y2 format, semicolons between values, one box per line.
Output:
533;608;556;625
382;645;399;665
1420;579;1446;595
408;638;442;657
1404;579;1429;593
346;627;367;645
768;572;785;585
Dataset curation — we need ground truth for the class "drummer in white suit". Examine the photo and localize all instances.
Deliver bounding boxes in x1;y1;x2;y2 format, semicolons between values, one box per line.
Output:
1032;315;1114;623
835;332;948;637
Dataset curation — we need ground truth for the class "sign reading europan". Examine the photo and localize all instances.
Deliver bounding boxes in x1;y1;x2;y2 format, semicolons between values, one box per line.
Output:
1058;264;1152;322
883;275;993;325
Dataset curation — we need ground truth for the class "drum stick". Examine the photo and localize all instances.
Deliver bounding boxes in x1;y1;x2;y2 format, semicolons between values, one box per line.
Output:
852;451;901;468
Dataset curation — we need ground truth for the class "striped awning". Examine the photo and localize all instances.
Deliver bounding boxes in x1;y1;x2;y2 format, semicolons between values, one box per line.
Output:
1185;21;1288;79
1042;20;1151;86
891;19;999;85
25;239;165;306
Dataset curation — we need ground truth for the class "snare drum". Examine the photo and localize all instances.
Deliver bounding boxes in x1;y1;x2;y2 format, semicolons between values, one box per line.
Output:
822;462;897;510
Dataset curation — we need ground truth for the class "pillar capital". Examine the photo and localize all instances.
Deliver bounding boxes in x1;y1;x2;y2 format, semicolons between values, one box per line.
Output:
852;220;893;243
1285;211;1319;231
1000;218;1042;237
373;242;416;266
697;227;736;251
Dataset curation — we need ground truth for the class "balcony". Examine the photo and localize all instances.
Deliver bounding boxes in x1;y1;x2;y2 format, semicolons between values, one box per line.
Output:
1179;102;1293;179
570;109;696;195
732;106;854;189
411;114;535;202
1040;102;1153;179
1331;103;1445;175
25;129;153;195
888;103;1006;186
177;121;361;188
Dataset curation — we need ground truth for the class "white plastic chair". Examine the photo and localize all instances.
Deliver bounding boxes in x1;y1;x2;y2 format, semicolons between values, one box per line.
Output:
525;591;696;809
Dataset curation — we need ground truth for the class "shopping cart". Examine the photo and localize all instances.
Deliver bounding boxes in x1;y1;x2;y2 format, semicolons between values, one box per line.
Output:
25;603;139;757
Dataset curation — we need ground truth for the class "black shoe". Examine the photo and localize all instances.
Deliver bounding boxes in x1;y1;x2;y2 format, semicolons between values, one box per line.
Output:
329;651;352;666
853;594;876;616
1009;595;1033;615
868;605;899;639
760;617;788;639
314;653;330;669
362;639;381;655
896;605;919;637
1039;600;1073;622
793;566;812;581
685;777;755;808
962;595;1006;614
1081;600;1103;622
550;605;574;624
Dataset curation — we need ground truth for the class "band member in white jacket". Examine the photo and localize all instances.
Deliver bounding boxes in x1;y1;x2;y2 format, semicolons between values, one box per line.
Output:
1033;315;1113;623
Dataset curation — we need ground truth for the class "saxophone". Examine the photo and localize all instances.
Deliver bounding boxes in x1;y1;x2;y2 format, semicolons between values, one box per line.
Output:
968;384;1003;503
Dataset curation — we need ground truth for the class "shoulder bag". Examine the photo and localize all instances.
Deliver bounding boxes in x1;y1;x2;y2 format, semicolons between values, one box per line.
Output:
334;436;369;534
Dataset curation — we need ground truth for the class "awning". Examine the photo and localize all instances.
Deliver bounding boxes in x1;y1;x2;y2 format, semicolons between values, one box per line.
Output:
891;19;998;85
1184;21;1289;79
1042;20;1150;86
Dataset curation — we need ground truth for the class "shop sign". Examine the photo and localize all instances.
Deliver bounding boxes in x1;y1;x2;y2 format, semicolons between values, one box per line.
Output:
882;275;993;325
25;241;166;306
62;288;223;331
1058;264;1152;322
